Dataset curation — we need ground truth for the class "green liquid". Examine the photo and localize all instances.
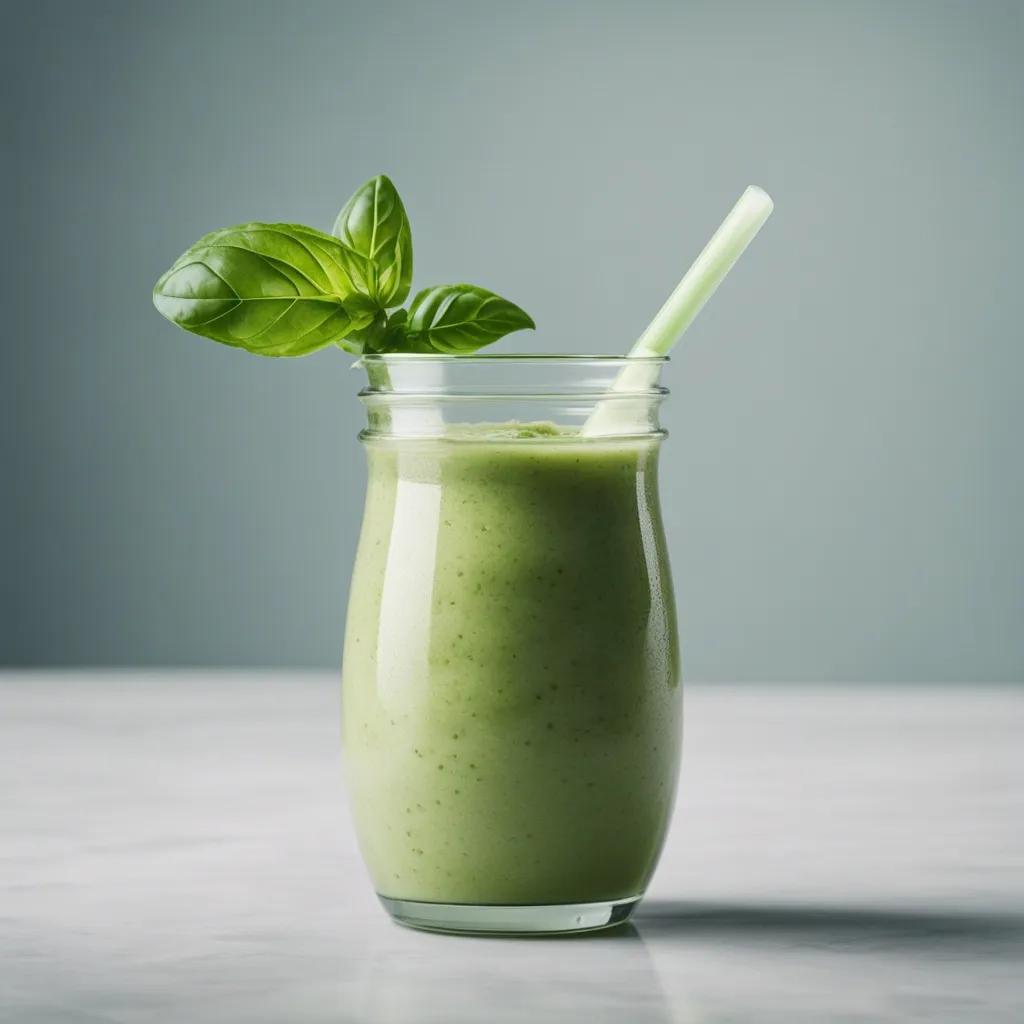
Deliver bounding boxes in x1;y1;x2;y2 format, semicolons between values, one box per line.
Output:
342;426;682;905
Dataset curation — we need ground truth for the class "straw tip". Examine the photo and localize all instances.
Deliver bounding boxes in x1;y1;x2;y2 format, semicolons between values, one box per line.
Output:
745;185;774;214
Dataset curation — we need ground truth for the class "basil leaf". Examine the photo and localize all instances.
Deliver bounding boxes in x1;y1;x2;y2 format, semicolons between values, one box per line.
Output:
403;284;535;353
153;224;376;357
333;175;413;308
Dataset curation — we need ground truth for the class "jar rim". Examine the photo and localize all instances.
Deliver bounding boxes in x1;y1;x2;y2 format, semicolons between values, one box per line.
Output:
357;353;669;365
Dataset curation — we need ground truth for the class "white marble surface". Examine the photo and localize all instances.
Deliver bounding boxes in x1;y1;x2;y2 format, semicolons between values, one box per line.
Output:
1;674;1022;1023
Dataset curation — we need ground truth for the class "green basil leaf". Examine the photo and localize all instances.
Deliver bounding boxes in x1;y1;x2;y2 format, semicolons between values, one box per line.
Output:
332;175;413;308
153;223;376;357
403;284;535;354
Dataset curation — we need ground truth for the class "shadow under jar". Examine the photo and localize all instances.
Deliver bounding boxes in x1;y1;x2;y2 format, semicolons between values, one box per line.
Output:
341;355;682;935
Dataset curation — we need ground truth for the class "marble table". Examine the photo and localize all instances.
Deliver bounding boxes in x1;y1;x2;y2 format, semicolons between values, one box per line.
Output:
2;674;1022;1022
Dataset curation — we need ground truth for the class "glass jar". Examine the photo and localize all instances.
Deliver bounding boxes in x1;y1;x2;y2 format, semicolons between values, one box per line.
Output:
341;355;681;935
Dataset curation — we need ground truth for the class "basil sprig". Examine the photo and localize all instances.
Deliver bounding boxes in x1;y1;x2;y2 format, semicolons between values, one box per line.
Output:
153;176;533;357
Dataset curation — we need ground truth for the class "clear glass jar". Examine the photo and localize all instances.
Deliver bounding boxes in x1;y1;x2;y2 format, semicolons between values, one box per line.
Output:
341;355;681;935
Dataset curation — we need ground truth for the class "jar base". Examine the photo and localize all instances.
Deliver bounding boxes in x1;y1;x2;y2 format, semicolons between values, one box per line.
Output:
378;893;642;936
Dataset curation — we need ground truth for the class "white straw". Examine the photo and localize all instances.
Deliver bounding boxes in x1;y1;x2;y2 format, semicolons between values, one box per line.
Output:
582;186;773;436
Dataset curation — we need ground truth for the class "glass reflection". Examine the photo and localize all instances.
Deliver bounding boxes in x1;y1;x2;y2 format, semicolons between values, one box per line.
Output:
356;925;676;1024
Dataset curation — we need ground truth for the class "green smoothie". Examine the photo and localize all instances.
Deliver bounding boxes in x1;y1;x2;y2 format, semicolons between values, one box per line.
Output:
341;425;681;907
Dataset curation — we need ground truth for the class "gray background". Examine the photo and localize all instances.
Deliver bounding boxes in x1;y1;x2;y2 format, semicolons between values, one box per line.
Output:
2;0;1022;680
